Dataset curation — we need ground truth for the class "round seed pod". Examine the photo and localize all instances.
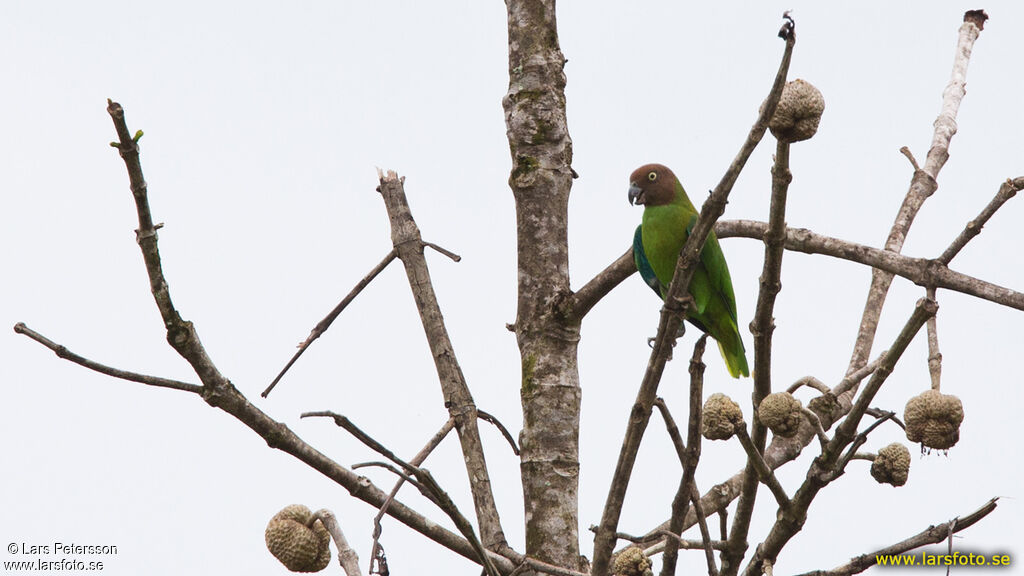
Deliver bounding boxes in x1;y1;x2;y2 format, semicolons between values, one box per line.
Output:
265;504;332;572
870;443;911;487
701;393;745;440
612;546;653;576
768;79;825;142
758;392;803;438
904;390;964;450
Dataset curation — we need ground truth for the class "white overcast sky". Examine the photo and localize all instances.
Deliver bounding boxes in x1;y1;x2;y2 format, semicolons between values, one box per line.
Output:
3;2;1022;575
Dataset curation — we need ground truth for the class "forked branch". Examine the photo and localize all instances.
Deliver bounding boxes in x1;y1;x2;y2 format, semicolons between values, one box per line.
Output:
590;17;796;576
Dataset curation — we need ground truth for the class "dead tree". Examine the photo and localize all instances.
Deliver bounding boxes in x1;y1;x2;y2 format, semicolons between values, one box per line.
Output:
15;6;1018;576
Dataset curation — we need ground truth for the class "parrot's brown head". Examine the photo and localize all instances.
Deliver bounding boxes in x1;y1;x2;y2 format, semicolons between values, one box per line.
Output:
628;163;678;207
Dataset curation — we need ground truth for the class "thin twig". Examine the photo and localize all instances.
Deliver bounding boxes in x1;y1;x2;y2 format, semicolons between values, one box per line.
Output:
787;376;830;395
13;323;203;394
792;498;999;576
313;509;364;576
262;249;398;397
413;469;503;576
830;412;897;480
369;418;455;574
423;241;462;262
832;351;886;398
733;427;791;510
898;146;920;171
477;409;521;455
866;407;906;430
590;20;796;576
660;336;710;576
302;410;500;576
689;483;721;576
937;177;1024;265
351;462;438;504
925;287;942;391
589;525;727;552
653;397;687;467
302;411;416;471
800;408;830;451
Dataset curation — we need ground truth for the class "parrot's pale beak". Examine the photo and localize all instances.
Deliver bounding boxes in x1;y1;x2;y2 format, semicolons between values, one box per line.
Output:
628;184;645;205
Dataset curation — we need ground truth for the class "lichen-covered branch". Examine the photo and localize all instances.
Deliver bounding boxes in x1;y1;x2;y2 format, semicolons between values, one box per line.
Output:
503;0;581;569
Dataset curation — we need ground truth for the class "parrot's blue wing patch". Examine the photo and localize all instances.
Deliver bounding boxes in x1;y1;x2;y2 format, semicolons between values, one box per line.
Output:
633;225;664;297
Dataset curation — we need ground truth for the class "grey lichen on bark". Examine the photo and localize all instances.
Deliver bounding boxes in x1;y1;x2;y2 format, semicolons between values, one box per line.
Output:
502;0;581;570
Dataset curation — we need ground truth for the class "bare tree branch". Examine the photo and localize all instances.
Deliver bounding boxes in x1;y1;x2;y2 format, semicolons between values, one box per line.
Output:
477;409;521;456
590;20;796;575
787;376;830;395
924;287;943;391
54;102;520;573
829;412;897;481
658;337;716;576
800;408;831;451
792;498;999;576
13;323;203;394
302;410;500;576
831;351;886;398
577;182;1024;330
843;10;986;398
313;509;364;576
263;249;398;397
732;427;791;510
740;297;937;576
715;220;1024;312
376;170;508;553
568;249;635;321
368;417;455;574
724;133;794;576
938;177;1024;265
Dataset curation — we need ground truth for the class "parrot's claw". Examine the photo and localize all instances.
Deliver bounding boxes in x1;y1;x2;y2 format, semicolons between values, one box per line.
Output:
646;336;677;361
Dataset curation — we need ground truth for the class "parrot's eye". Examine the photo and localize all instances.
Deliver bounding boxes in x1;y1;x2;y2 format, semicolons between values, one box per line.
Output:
647;172;657;181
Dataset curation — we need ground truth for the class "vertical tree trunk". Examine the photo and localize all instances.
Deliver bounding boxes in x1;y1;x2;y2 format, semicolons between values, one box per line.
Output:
502;0;580;569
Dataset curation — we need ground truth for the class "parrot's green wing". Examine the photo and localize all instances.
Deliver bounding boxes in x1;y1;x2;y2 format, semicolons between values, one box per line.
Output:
684;215;714;316
636;196;748;377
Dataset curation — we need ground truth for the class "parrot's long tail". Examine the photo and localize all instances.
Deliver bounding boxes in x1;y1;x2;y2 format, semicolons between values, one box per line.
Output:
717;333;750;378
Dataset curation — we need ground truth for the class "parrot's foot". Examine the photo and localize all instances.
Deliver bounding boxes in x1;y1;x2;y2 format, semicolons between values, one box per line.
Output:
646;336;677;360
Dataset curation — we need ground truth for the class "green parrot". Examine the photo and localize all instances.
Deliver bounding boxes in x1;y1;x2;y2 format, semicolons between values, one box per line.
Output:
629;163;750;378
